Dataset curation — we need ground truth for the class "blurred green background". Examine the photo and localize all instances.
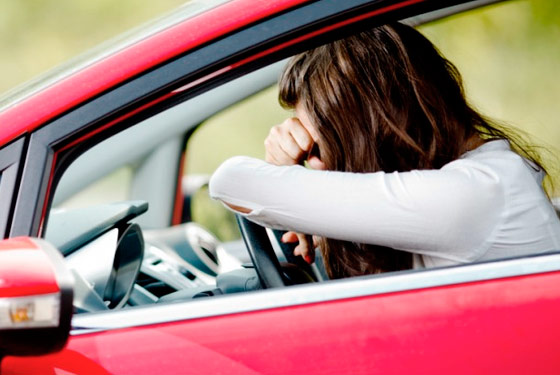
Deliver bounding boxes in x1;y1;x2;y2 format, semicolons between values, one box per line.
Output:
0;0;185;94
3;0;559;241
421;0;560;186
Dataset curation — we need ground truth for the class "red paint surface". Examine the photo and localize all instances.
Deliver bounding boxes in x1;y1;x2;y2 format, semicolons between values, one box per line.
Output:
0;0;311;146
172;149;186;226
0;238;59;297
2;1;542;374
4;271;560;374
0;237;37;251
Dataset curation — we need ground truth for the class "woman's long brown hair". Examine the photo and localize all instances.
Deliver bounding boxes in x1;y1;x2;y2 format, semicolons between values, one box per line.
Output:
278;22;544;279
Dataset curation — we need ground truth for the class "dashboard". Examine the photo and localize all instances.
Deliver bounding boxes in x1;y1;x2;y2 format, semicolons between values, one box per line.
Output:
45;201;248;313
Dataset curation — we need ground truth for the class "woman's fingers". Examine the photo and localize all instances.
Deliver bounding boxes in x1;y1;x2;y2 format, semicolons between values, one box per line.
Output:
293;233;316;264
289;119;314;151
281;231;316;264
264;137;288;165
307;155;327;170
281;231;299;243
264;116;323;265
265;118;313;166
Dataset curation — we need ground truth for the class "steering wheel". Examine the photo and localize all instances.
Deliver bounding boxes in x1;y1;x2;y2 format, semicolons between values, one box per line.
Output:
235;215;317;289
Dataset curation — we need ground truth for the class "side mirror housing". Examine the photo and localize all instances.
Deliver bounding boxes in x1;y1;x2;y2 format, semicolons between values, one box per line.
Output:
0;237;73;357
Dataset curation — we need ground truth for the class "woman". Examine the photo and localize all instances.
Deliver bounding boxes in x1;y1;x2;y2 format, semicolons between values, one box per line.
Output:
209;23;560;279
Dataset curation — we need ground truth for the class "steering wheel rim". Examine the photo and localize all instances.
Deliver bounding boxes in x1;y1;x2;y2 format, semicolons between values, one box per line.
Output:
269;229;318;281
235;214;286;288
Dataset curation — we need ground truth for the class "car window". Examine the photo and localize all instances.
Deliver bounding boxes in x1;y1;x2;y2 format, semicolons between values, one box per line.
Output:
43;66;286;314
185;85;289;241
41;0;560;317
52;166;133;211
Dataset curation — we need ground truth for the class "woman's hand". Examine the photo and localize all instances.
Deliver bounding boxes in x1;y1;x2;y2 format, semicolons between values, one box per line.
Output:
281;231;317;264
265;117;314;166
264;116;327;170
265;115;326;264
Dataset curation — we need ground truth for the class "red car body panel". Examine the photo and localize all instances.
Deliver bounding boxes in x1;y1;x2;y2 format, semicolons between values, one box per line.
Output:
4;271;560;374
0;238;59;298
1;0;558;373
0;0;311;146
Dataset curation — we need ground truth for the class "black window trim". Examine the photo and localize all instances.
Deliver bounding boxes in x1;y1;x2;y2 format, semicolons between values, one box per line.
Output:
0;137;26;238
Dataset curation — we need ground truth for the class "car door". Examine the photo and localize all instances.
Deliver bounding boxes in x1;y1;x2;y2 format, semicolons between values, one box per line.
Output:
3;0;560;373
4;257;560;374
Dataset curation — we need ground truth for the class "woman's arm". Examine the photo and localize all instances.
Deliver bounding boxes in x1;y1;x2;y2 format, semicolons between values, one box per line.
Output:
209;155;504;261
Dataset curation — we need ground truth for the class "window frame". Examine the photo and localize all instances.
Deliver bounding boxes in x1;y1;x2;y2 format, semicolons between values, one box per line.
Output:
9;0;476;237
9;0;554;333
0;137;25;238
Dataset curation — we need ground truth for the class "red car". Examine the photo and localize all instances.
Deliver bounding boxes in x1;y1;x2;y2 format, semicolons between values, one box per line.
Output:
1;0;559;373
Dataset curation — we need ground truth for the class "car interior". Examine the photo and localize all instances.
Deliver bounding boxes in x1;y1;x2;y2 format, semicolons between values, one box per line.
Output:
42;0;560;315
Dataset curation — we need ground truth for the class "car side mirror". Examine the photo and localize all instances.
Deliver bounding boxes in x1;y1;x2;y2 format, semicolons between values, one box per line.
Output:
0;237;73;358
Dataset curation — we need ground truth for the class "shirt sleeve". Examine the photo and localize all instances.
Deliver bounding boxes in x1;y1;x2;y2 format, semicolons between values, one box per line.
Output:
209;155;504;262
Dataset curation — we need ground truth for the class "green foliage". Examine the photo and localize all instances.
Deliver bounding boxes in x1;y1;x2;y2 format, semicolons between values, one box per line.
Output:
419;0;560;191
191;186;240;241
186;86;290;175
0;0;185;94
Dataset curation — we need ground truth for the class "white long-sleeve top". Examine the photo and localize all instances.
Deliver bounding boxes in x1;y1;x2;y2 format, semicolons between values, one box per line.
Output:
209;140;560;268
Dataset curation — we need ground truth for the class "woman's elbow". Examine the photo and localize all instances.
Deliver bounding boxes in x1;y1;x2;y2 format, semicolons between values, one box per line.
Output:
208;156;257;211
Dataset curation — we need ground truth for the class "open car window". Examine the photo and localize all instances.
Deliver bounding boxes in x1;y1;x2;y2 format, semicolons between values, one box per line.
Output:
186;85;289;242
42;0;560;318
